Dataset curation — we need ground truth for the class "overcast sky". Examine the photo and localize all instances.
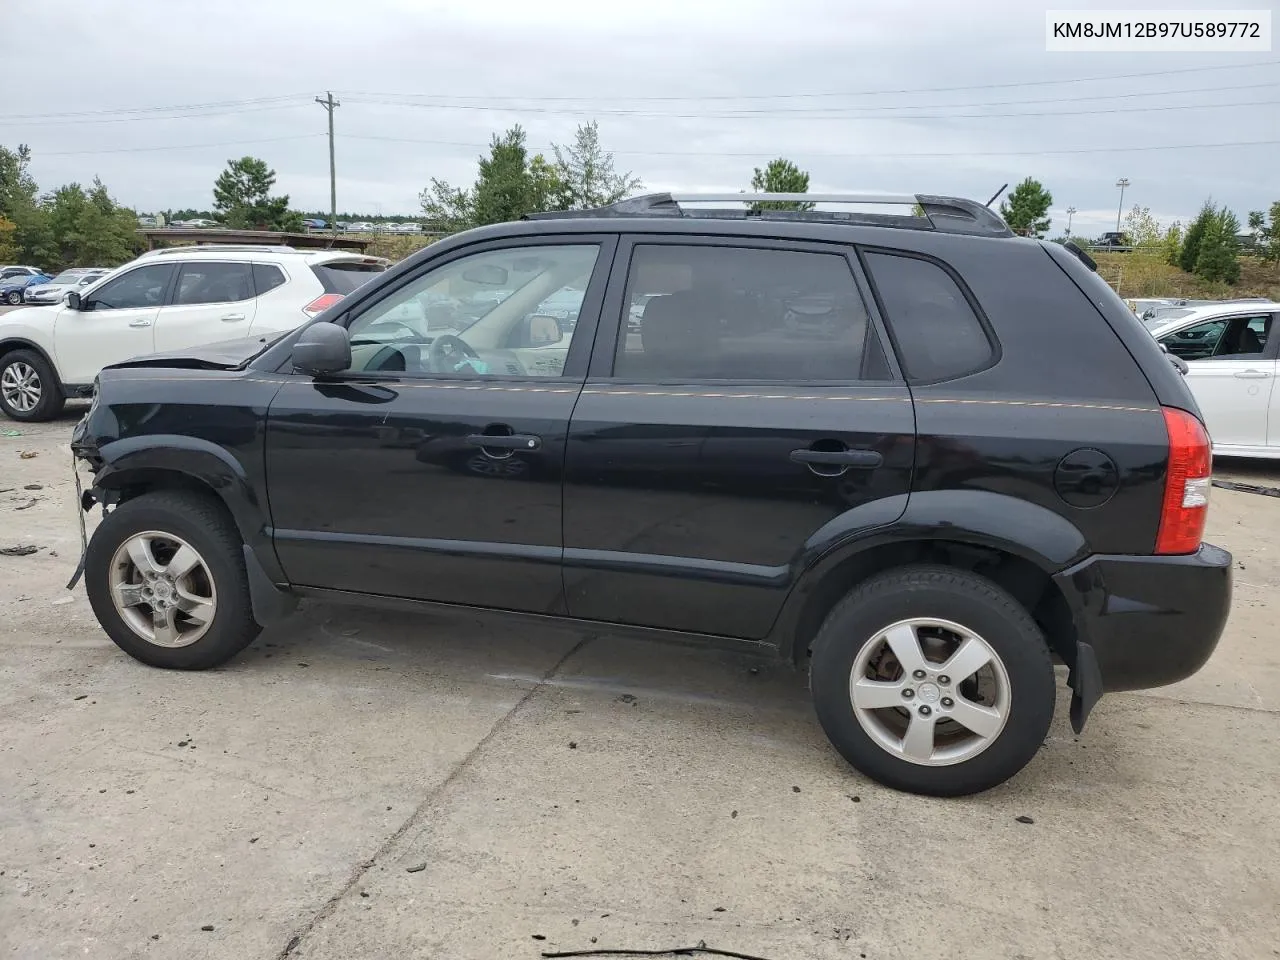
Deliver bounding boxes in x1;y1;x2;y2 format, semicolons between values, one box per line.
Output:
2;0;1276;235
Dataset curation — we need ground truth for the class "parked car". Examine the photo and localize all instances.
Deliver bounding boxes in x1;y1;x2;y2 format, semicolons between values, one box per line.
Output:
23;268;111;306
301;218;328;229
1148;301;1280;458
0;265;45;281
0;245;387;420
67;191;1230;797
1094;231;1128;248
348;221;376;232
0;272;52;304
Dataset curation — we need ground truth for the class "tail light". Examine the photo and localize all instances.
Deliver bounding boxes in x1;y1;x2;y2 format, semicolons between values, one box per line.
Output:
1156;406;1212;555
303;293;345;317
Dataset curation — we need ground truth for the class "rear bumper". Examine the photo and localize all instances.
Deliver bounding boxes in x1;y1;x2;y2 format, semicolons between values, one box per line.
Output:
1053;543;1232;728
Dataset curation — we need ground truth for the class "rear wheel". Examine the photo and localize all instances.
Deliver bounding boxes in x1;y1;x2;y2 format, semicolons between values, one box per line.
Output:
810;565;1055;796
85;491;261;669
0;349;65;422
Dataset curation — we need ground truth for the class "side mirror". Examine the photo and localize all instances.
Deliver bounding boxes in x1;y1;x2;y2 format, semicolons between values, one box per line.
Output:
293;321;351;375
66;292;82;311
528;315;563;346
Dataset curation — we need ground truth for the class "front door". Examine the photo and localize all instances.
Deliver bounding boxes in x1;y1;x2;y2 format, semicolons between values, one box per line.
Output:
153;260;259;353
563;237;914;640
1160;313;1277;448
264;237;614;614
53;262;176;384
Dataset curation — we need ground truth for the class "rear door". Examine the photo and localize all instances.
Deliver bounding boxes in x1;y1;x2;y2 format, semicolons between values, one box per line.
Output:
1158;313;1277;448
562;236;914;640
153;261;259;352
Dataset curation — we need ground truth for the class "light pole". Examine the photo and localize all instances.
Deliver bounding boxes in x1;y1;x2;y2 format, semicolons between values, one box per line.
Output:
1115;178;1130;232
1066;205;1077;235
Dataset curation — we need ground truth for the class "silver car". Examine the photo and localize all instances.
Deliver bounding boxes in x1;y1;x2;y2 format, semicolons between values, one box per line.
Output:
22;268;111;305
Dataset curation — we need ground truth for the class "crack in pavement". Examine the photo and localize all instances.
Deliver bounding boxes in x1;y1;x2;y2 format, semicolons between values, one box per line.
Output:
275;633;596;959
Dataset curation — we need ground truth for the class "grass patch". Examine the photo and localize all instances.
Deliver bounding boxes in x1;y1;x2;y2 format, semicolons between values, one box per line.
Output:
1093;252;1279;301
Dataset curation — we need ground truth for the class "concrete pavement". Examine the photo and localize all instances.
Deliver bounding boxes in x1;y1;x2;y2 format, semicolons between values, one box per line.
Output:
2;412;1278;960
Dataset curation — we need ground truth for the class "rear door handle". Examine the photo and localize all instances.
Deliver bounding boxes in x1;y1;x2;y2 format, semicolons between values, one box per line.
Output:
465;433;542;451
127;319;152;328
1234;369;1272;379
221;313;246;323
790;448;883;468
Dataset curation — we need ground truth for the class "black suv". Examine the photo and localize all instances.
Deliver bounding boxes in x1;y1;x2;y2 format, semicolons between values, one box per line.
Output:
69;193;1231;796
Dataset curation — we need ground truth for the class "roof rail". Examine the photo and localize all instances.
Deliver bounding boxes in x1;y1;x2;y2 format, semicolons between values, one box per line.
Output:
138;244;298;256
526;192;1013;238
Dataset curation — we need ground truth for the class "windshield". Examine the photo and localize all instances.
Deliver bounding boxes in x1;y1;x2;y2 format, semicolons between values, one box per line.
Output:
50;271;86;283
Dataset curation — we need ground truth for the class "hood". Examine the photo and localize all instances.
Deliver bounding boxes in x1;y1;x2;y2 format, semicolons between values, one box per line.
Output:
102;331;289;372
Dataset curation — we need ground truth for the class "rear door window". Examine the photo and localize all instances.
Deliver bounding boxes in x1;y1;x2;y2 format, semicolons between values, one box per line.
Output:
173;262;254;305
613;243;886;381
862;251;994;381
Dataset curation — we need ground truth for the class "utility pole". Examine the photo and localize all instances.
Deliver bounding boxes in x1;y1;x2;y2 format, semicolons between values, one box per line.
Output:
316;91;340;231
1066;205;1077;235
1114;178;1130;232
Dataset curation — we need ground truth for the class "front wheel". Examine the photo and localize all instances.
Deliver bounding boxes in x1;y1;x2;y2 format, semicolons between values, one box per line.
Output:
0;349;65;421
84;491;262;669
810;566;1055;796
5;290;21;305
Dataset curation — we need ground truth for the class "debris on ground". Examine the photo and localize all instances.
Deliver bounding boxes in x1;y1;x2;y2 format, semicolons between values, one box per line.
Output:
1212;478;1280;498
18;450;38;459
1015;815;1035;824
23;483;42;490
1;544;38;556
406;863;427;873
1;429;21;437
14;499;39;511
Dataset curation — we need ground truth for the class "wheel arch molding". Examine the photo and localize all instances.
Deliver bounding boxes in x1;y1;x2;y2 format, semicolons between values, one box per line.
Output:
90;434;282;581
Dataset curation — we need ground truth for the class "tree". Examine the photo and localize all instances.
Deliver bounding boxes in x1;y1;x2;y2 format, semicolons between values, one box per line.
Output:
1179;201;1215;273
420;178;475;233
999;177;1053;237
1249;201;1280;263
421;125;581;231
1161;222;1183;267
0;143;54;265
1123;204;1162;248
748;158;813;211
212;156;301;231
1194;207;1241;284
551;121;641;210
0;214;15;262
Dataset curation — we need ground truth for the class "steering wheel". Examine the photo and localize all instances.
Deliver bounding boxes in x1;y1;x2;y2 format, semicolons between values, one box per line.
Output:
430;334;482;372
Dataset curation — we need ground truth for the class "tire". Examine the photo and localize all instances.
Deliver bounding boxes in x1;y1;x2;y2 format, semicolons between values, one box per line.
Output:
809;565;1055;797
0;349;65;422
84;490;262;669
5;291;21;305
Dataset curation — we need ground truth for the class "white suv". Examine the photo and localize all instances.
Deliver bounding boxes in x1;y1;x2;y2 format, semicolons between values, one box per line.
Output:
0;246;387;421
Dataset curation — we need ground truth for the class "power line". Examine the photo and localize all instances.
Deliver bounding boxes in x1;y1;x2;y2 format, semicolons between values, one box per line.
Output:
4;102;313;127
340;95;1280;121
342;133;1280;159
344;80;1280;116
4;57;1274;125
0;94;311;122
40;134;325;157
335;58;1280;102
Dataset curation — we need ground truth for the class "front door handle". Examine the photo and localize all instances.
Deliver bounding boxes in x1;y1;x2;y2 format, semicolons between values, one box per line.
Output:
790;448;883;468
465;433;542;452
221;313;246;323
1233;369;1272;379
128;319;152;328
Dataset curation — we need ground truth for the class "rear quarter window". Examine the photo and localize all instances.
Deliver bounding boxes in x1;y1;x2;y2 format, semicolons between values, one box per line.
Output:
861;250;995;381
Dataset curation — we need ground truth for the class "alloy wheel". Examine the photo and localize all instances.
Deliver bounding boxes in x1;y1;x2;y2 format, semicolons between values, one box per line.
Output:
1;361;42;413
108;531;218;647
849;617;1011;766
